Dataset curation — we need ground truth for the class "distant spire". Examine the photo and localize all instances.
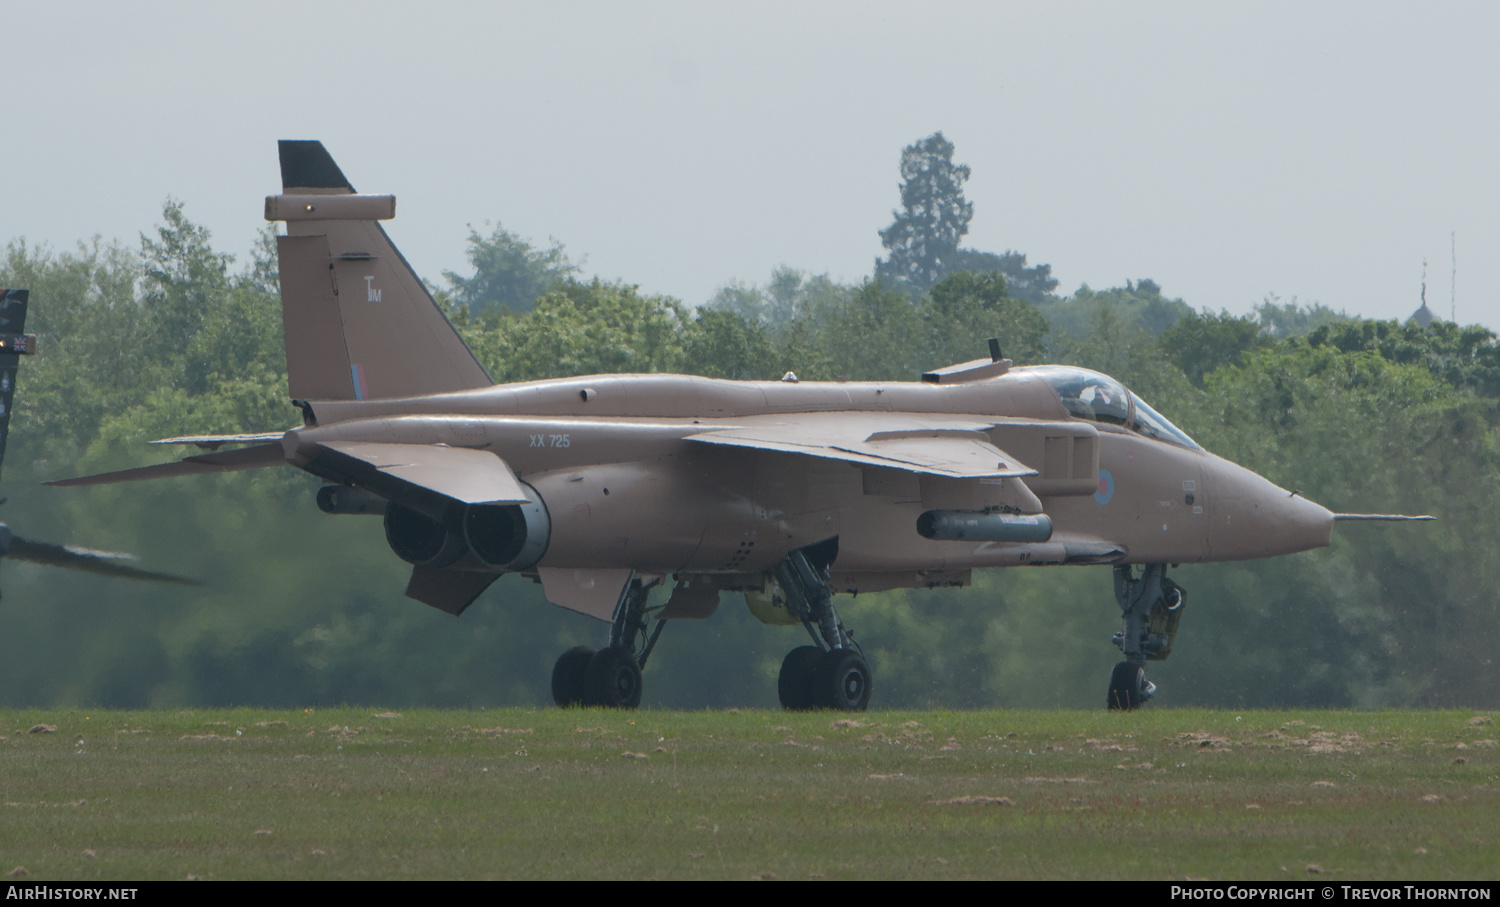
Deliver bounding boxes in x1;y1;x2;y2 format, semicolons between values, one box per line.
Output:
1410;258;1439;327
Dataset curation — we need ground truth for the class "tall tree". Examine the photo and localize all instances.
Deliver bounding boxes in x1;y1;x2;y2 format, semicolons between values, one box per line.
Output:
139;199;232;355
876;132;973;293
443;222;578;316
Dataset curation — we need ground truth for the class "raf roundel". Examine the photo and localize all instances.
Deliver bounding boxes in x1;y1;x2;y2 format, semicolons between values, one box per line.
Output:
1094;468;1115;505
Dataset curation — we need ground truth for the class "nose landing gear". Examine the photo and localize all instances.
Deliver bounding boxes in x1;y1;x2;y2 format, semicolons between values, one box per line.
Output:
1107;564;1185;710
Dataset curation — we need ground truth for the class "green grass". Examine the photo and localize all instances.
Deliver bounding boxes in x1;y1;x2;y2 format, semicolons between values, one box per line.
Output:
0;708;1495;880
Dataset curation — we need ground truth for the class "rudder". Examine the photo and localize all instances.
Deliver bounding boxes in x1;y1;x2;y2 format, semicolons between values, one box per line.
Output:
269;141;491;402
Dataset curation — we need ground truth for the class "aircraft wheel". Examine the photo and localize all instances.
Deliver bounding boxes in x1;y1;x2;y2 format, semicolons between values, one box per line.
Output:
584;645;643;709
813;649;872;712
777;646;825;711
1107;661;1147;711
551;645;595;707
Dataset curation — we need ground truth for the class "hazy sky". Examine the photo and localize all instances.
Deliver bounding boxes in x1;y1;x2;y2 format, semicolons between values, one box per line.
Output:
7;1;1498;328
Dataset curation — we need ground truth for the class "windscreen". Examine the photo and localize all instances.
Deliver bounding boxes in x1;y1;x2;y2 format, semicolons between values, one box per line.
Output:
1129;392;1199;450
1031;366;1199;449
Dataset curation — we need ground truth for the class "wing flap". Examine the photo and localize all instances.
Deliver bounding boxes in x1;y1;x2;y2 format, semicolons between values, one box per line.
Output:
315;441;529;505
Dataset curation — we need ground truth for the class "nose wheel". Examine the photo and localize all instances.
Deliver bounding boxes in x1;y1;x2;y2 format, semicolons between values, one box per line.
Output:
1107;564;1180;711
1106;661;1156;710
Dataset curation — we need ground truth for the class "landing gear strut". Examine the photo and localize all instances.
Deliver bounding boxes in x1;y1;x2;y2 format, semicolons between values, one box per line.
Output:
551;576;665;709
773;548;870;711
1107;564;1186;710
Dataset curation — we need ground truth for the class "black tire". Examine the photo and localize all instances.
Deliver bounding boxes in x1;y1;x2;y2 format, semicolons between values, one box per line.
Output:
812;649;872;712
551;645;595;707
584;646;643;709
778;646;825;711
1107;661;1146;711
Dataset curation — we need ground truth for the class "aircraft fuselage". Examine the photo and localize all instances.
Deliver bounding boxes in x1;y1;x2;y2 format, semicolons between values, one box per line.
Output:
285;367;1334;594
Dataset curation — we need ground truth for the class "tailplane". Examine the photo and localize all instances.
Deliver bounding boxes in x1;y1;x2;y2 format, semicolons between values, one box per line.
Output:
268;141;491;402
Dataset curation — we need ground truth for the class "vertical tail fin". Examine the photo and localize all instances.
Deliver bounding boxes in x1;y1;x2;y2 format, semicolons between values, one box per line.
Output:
268;141;491;402
0;289;35;478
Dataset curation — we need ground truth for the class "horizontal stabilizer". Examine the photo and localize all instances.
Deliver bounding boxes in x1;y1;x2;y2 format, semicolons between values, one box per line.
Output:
688;412;1035;479
45;443;286;487
1333;513;1436;522
314;441;530;505
6;535;201;585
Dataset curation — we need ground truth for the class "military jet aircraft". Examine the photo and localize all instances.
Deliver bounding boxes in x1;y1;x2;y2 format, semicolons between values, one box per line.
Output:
47;142;1428;711
0;289;198;587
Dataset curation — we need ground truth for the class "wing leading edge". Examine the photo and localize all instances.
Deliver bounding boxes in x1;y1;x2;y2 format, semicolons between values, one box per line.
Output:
44;443;287;487
686;413;1037;479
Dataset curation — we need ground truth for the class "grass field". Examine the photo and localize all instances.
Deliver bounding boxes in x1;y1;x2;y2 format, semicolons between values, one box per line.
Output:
0;707;1495;881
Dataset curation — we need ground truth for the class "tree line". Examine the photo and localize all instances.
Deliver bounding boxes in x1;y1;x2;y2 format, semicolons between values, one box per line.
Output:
0;134;1495;711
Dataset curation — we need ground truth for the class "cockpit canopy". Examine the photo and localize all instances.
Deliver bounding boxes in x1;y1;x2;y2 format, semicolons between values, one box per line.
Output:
1028;366;1199;450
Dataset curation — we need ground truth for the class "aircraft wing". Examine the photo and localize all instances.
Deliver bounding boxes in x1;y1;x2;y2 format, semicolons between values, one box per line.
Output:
311;441;531;505
45;443;287;487
686;412;1036;479
151;431;287;450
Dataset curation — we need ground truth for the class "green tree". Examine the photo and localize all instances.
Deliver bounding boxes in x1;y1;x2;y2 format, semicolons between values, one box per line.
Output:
922;270;1048;368
1157;309;1269;386
1037;280;1193;354
679;309;783;380
1172;343;1500;708
948;248;1059;305
443;222;579;315
1254;296;1350;340
876;132;974;293
703;266;853;331
139;199;233;356
465;278;686;382
809;280;925;381
1;237;144;461
1307;318;1500;399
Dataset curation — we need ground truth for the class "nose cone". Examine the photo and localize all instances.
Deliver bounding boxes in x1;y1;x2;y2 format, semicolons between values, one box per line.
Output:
1205;455;1334;561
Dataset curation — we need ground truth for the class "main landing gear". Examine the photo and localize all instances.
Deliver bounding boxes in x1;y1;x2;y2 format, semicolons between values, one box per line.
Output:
773;549;871;711
1107;563;1186;710
551;577;665;709
548;543;870;711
